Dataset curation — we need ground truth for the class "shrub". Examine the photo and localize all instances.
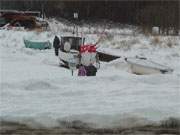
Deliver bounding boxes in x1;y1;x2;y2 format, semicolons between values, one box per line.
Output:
161;117;180;128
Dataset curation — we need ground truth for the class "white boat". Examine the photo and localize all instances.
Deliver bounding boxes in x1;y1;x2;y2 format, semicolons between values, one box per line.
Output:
59;49;80;65
56;36;100;69
125;57;173;75
57;36;83;68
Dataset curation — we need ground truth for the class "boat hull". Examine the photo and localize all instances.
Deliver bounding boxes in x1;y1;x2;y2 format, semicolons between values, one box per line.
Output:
130;63;162;75
24;39;51;50
126;58;173;75
59;50;80;67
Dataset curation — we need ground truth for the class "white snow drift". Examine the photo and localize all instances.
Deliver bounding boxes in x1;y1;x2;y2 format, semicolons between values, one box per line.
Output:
0;20;180;128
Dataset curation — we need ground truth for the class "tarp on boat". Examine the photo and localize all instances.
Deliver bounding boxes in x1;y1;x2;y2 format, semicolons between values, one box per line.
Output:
97;51;120;62
24;39;51;50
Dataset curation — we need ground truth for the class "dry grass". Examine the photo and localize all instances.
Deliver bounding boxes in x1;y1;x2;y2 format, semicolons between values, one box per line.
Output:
160;117;180;128
150;36;162;46
166;37;179;48
150;36;179;48
1;120;180;135
110;37;140;51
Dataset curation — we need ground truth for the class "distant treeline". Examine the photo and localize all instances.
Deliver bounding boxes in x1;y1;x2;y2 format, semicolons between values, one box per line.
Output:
0;0;179;35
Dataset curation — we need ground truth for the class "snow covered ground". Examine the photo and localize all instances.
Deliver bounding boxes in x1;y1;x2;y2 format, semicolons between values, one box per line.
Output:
0;20;180;129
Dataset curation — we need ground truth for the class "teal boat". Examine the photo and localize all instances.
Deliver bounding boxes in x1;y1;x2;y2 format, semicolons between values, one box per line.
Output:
24;39;52;50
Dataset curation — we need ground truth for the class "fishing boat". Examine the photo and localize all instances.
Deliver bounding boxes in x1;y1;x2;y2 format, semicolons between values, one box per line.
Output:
53;36;100;70
58;36;84;67
24;39;51;50
125;57;173;75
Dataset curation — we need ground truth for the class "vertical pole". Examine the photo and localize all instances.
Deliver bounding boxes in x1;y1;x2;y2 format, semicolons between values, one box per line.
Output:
42;4;44;19
76;21;78;36
73;12;78;36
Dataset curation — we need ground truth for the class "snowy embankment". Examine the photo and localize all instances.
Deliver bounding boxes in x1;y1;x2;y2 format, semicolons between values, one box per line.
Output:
0;20;180;129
